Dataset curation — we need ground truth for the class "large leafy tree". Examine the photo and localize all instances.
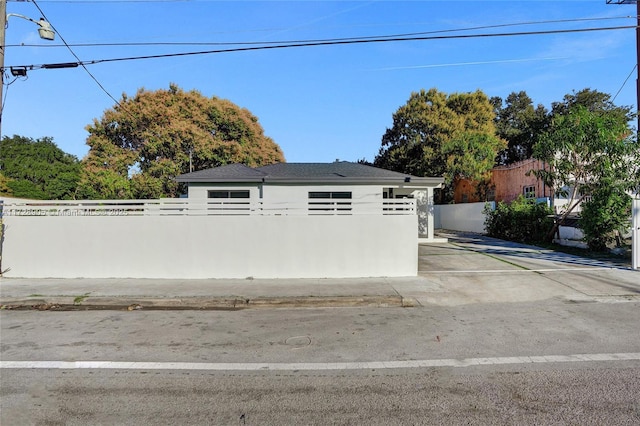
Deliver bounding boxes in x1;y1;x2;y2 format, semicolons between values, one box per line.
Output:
374;88;505;201
532;105;639;242
551;88;633;122
0;135;81;199
77;84;285;199
491;91;549;165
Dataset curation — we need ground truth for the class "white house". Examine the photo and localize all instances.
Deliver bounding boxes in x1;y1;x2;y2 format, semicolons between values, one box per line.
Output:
0;162;444;279
176;161;444;241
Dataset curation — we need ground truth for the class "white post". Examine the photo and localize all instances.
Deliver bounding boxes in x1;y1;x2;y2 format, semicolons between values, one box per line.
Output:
413;187;436;241
633;198;639;270
426;186;435;241
413;190;428;240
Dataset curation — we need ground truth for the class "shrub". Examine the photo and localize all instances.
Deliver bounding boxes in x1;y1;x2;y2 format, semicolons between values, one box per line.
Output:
484;195;554;244
579;186;631;251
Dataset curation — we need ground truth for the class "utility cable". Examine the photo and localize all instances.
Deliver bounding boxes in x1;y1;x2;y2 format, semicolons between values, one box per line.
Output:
612;64;637;103
30;0;123;108
3;15;636;49
11;24;638;71
0;72;24;121
27;0;200;2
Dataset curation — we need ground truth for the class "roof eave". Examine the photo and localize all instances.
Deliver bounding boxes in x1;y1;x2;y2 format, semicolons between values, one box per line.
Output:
262;176;445;186
175;177;265;183
176;175;445;187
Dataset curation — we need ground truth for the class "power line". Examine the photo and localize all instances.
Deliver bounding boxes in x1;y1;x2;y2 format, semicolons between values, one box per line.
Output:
9;24;638;71
10;0;191;2
30;0;122;107
613;64;637;102
3;15;636;49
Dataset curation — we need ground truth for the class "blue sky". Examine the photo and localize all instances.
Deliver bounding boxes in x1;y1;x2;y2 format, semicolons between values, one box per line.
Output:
2;0;637;163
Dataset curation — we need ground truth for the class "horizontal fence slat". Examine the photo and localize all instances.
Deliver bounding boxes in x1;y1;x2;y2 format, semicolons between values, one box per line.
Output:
0;198;416;217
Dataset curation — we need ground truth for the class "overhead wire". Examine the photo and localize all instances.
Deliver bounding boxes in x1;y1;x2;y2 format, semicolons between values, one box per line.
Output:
0;74;26;120
612;64;637;103
4;8;638;108
3;15;636;49
11;24;638;71
29;0;123;108
28;0;203;2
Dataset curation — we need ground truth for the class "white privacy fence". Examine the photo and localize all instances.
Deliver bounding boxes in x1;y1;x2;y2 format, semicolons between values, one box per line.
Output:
0;197;418;279
0;198;416;217
433;202;493;234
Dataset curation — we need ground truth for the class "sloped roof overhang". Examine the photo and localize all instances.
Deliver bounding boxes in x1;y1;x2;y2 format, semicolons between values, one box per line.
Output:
175;162;444;188
177;175;443;187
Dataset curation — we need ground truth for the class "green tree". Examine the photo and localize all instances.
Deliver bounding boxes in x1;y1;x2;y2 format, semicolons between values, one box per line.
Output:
551;88;633;123
580;183;632;251
374;88;505;202
0;135;81;199
491;91;549;165
77;84;285;199
0;172;13;196
532;105;639;242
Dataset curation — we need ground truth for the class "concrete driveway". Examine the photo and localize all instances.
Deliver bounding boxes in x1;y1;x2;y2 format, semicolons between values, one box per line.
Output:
408;231;640;306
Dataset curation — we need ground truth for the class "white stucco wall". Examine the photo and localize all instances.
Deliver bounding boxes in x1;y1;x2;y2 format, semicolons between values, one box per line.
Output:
434;202;493;234
553;226;588;249
187;183;261;200
262;184;383;213
1;214;417;279
186;183;388;214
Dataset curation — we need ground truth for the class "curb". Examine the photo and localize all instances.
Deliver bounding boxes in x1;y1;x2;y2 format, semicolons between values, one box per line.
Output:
0;295;411;310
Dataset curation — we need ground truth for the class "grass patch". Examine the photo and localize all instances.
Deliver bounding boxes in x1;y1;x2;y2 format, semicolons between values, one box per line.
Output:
73;293;91;305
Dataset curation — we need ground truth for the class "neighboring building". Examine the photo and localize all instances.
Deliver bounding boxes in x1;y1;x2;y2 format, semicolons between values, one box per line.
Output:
454;158;551;204
176;161;445;241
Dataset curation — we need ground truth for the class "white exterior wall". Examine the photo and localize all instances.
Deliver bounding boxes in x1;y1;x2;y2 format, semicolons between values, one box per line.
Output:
187;183;261;200
186;183;385;213
553;225;588;249
187;183;382;203
2;214;417;279
434;202;493;234
261;184;382;213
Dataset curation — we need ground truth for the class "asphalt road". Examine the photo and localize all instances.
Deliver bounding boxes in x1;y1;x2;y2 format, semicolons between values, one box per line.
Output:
2;300;640;425
2;365;640;425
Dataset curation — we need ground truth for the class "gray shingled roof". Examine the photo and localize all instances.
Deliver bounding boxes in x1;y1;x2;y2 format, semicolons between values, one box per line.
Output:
175;163;266;182
176;161;443;186
256;162;412;179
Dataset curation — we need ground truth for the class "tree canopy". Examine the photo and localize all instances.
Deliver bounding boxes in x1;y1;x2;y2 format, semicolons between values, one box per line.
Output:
490;88;632;167
491;91;549;165
77;84;285;199
374;88;506;201
551;88;634;123
0;135;81;199
532;104;639;243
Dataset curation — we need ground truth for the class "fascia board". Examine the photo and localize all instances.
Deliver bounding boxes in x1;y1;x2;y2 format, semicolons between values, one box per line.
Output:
262;177;444;186
175;177;265;183
176;176;445;187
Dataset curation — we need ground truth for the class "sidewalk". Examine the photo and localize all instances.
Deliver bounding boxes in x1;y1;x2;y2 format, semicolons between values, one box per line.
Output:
1;232;638;310
0;277;420;310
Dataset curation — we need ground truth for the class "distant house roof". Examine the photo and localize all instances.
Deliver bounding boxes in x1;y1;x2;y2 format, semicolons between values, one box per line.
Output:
176;162;444;187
